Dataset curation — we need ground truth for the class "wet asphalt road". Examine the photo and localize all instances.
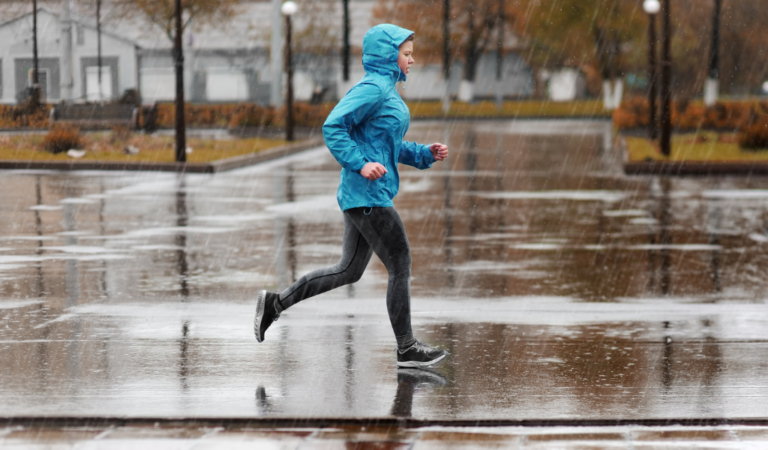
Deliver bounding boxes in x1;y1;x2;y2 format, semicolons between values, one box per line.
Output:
2;120;768;421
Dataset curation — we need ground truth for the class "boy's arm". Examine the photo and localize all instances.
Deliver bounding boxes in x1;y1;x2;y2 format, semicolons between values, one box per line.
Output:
322;82;385;172
398;140;436;170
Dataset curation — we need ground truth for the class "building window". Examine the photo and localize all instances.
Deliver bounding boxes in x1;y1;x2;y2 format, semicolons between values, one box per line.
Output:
85;66;112;101
206;69;248;101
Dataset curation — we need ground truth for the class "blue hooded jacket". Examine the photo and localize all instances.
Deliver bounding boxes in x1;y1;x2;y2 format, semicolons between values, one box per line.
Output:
322;24;435;212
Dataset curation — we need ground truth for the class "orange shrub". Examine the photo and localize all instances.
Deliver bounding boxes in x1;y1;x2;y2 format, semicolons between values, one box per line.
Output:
289;103;334;128
740;119;768;149
703;102;751;130
614;98;764;132
0;104;50;129
673;102;705;130
613;97;649;129
156;102;334;129
229;105;276;128
42;125;83;153
157;103;267;128
739;104;768;150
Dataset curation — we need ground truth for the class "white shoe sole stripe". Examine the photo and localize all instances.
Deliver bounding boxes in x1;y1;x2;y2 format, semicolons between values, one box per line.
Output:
396;352;447;368
254;290;266;343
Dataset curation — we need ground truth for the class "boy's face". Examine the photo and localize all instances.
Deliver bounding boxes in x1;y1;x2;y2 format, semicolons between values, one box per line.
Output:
398;41;414;75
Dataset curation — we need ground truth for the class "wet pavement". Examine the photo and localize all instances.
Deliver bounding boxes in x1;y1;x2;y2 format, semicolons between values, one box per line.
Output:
2;120;768;423
4;423;768;449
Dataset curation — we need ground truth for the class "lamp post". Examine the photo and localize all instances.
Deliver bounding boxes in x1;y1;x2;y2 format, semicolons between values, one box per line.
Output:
342;0;350;82
660;0;672;157
643;0;660;140
282;1;297;142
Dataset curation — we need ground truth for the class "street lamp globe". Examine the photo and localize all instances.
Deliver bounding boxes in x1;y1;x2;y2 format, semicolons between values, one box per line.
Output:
643;0;661;14
281;1;298;16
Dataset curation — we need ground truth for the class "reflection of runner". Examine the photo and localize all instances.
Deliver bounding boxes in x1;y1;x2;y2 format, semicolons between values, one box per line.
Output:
255;24;449;368
390;368;449;417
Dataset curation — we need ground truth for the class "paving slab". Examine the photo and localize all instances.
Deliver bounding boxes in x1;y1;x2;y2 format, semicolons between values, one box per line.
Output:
1;120;768;426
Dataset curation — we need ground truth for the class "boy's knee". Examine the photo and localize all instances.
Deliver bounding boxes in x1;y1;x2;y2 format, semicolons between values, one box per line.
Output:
349;268;365;283
345;259;368;284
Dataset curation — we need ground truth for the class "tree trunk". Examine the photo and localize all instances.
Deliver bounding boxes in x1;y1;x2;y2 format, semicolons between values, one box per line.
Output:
174;0;186;163
612;78;623;109
442;0;450;113
458;79;474;102
460;6;479;103
602;80;613;110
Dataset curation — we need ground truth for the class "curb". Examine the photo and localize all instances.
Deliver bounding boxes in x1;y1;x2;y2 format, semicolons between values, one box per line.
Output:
0;138;325;174
2;416;768;429
625;161;768;176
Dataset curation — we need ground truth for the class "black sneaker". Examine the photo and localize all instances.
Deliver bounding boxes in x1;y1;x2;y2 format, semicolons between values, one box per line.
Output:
254;290;281;343
396;340;449;368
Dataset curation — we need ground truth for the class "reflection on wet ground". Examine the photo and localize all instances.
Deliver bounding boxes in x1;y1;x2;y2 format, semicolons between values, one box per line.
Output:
2;120;768;421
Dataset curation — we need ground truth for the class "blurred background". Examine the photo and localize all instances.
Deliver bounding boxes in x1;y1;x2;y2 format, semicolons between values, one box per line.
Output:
1;0;766;108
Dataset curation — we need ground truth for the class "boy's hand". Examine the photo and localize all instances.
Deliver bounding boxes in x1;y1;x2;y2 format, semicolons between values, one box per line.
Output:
361;162;388;180
429;143;449;161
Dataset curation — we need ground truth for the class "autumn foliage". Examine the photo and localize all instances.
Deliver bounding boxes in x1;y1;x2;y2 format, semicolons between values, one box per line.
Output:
228;103;333;129
614;97;768;149
0;105;50;129
152;102;333;129
229;105;276;128
109;0;241;41
740;105;768;150
42;125;84;154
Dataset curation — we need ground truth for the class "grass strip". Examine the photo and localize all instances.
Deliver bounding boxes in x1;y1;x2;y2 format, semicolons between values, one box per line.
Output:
625;132;768;163
0;133;287;164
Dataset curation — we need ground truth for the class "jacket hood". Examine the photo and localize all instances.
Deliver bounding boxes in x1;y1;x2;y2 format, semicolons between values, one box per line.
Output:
362;24;414;83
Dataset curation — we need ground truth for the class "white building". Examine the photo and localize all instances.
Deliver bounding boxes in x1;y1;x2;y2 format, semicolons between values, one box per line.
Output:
0;7;138;104
0;0;533;105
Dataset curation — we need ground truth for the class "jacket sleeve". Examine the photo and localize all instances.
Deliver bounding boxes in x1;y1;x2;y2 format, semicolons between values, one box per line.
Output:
322;82;385;173
398;141;435;170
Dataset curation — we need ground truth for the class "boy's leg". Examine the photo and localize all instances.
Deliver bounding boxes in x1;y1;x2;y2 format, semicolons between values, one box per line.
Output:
346;207;415;349
348;207;448;368
277;212;373;310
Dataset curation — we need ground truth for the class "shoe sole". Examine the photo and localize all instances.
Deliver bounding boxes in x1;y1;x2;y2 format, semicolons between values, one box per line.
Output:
396;352;448;368
254;290;266;343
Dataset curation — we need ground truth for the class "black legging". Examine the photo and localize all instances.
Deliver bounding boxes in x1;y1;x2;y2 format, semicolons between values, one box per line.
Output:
278;206;414;344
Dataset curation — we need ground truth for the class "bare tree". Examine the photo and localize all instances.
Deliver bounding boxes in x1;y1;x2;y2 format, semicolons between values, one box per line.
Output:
374;0;525;102
111;0;241;42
